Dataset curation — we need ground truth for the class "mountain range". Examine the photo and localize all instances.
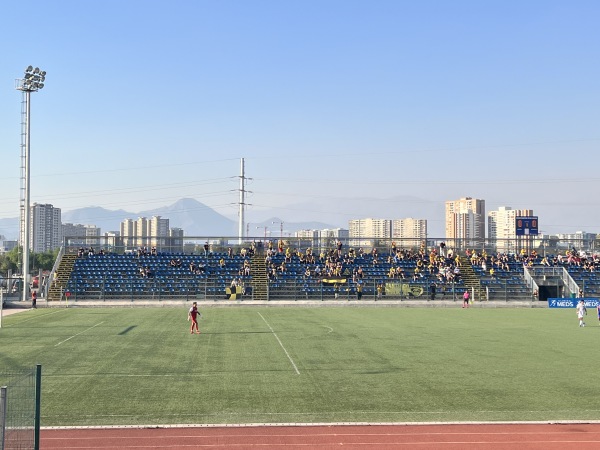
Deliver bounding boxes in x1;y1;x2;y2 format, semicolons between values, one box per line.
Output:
0;198;337;240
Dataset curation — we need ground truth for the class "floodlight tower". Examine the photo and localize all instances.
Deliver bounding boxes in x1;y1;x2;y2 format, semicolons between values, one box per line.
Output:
15;66;46;303
272;220;284;238
256;226;269;240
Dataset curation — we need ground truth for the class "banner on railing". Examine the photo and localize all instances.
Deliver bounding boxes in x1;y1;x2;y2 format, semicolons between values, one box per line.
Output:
385;283;424;297
548;298;600;308
225;286;243;300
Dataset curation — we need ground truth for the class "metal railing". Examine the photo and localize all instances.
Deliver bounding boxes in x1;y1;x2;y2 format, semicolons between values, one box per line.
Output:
61;235;600;259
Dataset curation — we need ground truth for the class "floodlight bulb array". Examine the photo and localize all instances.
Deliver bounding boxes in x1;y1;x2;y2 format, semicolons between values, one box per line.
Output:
18;66;46;91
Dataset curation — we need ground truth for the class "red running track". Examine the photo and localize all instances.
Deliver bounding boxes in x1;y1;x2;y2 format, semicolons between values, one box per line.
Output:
42;423;600;450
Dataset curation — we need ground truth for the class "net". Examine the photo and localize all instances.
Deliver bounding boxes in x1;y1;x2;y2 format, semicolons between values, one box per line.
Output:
0;367;39;450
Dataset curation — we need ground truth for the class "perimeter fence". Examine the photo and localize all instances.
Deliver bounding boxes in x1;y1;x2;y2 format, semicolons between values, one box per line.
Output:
0;365;41;450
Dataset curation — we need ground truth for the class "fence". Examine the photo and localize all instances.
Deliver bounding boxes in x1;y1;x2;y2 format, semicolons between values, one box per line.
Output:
60;235;600;257
65;273;239;302
0;365;41;450
268;278;466;301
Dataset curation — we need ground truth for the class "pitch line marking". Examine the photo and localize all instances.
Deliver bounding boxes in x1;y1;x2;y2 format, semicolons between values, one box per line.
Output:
5;308;66;326
257;312;300;375
55;322;104;346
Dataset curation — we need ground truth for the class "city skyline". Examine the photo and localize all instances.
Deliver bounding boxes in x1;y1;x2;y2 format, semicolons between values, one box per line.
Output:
1;1;599;236
3;196;593;247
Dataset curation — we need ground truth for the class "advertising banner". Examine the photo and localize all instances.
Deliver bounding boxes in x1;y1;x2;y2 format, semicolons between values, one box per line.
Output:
548;298;599;308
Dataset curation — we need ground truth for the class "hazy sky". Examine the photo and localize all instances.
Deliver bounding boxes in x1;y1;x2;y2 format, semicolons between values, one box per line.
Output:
1;0;599;236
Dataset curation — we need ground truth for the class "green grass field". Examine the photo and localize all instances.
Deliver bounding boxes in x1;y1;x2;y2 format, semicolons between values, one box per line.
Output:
1;306;599;426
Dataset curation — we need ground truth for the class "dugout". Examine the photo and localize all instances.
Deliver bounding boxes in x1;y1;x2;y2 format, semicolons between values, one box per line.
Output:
538;285;560;301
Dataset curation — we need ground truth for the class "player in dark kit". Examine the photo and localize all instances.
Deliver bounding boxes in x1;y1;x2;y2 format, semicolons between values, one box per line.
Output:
187;302;202;334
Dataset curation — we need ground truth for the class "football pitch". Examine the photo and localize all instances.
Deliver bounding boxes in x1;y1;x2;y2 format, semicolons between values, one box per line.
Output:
1;306;599;426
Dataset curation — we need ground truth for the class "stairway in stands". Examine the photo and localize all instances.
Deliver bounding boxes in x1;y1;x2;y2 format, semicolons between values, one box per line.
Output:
251;254;269;301
459;256;484;300
47;253;77;302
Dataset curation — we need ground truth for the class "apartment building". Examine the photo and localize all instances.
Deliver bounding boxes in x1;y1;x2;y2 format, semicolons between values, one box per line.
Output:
392;218;427;242
488;206;534;252
445;197;485;248
62;223;101;246
120;216;172;250
30;203;62;252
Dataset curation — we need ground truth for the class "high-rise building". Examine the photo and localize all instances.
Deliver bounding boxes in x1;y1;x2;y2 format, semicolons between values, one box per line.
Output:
349;218;392;247
167;227;184;253
62;223;101;246
295;229;318;239
0;238;17;254
392;218;427;243
148;216;170;248
30;203;62;252
136;217;149;248
445;197;485;248
295;228;349;250
120;216;173;250
488;206;534;252
557;231;595;251
120;219;136;249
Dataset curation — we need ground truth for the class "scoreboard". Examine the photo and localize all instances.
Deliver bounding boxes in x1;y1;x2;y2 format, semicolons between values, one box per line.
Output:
516;216;538;236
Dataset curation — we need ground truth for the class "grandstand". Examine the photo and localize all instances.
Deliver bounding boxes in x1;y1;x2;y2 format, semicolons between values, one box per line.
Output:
39;238;593;304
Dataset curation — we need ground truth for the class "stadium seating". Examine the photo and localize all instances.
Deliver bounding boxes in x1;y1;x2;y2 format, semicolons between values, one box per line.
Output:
65;252;252;300
59;248;566;302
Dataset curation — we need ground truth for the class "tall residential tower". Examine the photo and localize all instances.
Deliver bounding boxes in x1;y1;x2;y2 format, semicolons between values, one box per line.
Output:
445;197;485;248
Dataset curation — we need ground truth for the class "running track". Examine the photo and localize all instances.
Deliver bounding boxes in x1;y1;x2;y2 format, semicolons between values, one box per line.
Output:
42;423;600;449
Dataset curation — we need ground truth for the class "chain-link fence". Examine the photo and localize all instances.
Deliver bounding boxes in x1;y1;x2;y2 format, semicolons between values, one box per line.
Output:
0;365;41;450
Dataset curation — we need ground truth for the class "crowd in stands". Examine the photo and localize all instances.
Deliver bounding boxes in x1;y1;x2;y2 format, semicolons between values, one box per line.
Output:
67;239;600;300
262;240;466;288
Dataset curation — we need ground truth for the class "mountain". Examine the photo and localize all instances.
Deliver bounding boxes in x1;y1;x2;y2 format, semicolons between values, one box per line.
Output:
60;198;236;236
2;200;332;241
138;198;236;236
62;206;135;233
1;196;439;241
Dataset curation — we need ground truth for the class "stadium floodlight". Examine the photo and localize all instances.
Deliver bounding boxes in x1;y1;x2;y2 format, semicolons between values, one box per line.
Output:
15;66;47;304
18;66;46;93
256;226;269;239
272;220;284;238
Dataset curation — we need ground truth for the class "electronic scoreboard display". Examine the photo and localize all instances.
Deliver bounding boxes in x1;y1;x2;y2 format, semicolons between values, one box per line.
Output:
515;216;538;236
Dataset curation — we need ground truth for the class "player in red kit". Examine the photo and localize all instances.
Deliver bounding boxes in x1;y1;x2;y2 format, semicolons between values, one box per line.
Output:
187;302;202;334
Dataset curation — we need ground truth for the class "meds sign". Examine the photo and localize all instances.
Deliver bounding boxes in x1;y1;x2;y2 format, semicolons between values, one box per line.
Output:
548;298;599;308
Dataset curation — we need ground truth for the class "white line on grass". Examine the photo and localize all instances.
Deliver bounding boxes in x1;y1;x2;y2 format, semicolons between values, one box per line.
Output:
55;322;104;346
40;419;600;430
5;308;66;326
257;312;300;375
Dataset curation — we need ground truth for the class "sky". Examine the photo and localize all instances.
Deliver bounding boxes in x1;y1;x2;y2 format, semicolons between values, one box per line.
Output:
1;0;599;237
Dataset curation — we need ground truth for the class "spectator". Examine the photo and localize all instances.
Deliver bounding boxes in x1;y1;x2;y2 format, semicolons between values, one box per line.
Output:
356;281;363;300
